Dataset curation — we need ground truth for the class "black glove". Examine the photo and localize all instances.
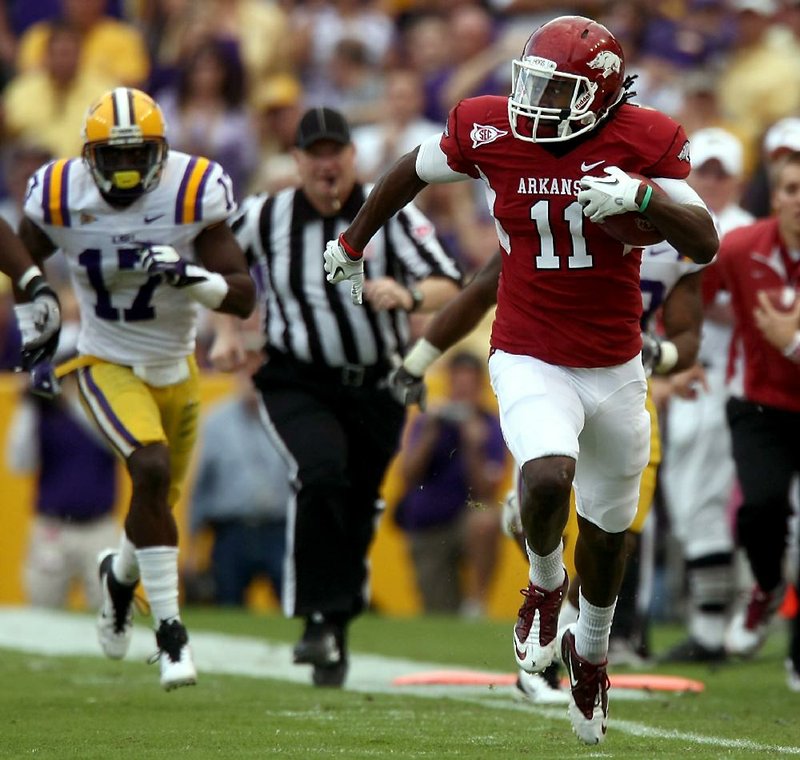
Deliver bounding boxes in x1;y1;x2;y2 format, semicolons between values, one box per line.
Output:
387;366;427;409
29;361;60;399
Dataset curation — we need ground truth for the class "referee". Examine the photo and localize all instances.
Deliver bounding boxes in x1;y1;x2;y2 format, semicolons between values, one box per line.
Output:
229;107;462;687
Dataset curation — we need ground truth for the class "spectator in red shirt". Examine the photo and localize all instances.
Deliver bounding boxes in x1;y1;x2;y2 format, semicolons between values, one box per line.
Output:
704;150;800;690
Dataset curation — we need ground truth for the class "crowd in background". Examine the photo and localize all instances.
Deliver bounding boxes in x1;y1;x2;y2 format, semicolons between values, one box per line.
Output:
2;0;800;279
0;0;798;641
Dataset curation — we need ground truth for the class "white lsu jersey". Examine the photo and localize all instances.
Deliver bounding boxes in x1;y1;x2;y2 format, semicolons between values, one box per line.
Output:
24;151;237;365
639;240;707;329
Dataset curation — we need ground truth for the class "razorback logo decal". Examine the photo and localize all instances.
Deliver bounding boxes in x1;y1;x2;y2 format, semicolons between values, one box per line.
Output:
588;50;622;79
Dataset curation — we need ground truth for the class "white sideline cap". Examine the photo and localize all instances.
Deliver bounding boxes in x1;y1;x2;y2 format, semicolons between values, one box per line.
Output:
690;127;744;177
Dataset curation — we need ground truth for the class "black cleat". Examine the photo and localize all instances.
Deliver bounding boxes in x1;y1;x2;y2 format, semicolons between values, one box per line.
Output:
293;618;348;688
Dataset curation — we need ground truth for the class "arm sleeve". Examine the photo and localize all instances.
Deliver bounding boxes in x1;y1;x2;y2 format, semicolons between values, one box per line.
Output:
652;177;708;208
416;134;469;184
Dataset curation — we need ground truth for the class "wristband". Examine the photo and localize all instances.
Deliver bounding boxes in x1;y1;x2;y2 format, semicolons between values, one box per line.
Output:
638;184;653;214
338;233;362;261
403;338;442;377
182;266;230;309
783;331;800;363
18;265;43;295
654;339;678;374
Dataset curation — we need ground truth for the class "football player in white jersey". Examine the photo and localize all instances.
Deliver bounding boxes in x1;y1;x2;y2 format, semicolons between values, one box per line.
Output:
18;87;255;690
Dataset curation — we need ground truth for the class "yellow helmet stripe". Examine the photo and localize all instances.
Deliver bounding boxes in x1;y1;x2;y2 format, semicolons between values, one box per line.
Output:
175;157;212;224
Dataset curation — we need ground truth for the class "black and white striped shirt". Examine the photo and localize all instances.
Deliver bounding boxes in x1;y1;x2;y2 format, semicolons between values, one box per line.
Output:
232;184;462;369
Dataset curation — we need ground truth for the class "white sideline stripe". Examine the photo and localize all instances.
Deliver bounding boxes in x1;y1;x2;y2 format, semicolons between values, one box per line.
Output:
1;607;799;755
458;697;800;755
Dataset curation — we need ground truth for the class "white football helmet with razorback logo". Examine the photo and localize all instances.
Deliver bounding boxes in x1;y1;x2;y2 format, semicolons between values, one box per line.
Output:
508;15;626;143
82;87;169;204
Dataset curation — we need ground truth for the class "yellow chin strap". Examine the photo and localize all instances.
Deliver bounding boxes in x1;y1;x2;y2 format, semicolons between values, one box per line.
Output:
112;170;141;189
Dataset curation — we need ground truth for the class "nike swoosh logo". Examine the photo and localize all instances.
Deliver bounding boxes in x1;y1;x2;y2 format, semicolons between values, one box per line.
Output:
332;266;344;280
580;159;605;172
144;214;165;224
566;664;579;690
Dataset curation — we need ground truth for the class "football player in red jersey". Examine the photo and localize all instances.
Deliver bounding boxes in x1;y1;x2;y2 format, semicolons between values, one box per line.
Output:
324;15;717;744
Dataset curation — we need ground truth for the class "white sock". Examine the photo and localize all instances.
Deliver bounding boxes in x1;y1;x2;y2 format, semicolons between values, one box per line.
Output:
112;533;140;585
526;542;565;591
575;590;616;664
135;546;181;626
558;599;579;631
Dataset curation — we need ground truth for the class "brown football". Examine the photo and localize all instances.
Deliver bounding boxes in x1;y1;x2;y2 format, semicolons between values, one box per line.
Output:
596;174;666;247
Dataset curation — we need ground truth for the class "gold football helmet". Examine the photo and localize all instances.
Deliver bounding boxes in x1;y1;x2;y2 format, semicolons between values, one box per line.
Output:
82;87;168;203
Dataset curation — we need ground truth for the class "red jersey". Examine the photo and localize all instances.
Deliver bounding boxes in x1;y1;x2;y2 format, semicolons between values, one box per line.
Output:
704;218;800;411
440;97;690;367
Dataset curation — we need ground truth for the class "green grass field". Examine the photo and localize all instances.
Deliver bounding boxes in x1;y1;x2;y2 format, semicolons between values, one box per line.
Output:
1;606;799;759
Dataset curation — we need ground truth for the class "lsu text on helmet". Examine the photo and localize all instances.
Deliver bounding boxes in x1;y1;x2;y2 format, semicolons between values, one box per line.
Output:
82;87;168;203
508;15;626;143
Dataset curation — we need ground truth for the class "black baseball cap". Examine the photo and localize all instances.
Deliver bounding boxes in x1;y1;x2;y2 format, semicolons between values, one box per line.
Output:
295;107;351;149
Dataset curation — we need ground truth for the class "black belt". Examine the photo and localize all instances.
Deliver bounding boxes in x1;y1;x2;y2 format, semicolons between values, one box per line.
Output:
267;350;391;388
327;361;390;388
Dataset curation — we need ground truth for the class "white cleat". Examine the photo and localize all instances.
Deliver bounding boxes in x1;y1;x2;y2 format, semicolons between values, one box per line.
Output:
561;625;610;745
96;550;136;660
513;664;569;704
153;619;197;691
725;584;785;658
513;572;568;673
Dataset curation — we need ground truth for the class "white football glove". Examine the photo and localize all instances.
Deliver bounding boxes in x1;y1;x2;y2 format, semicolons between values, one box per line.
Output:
323;235;364;305
14;295;60;350
14;280;61;368
577;166;642;223
139;244;202;287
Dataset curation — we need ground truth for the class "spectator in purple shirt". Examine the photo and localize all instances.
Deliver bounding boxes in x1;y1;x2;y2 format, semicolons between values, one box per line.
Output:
396;351;508;617
5;310;119;609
